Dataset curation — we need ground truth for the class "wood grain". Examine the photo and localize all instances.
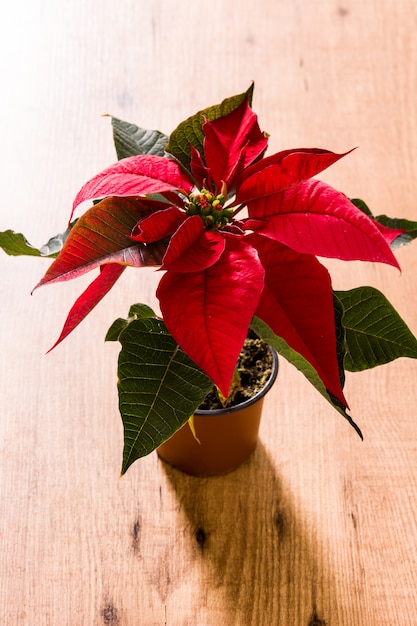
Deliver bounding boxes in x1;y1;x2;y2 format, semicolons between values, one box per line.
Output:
1;0;416;624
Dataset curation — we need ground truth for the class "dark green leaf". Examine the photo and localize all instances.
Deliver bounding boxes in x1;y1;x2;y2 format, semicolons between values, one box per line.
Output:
0;225;73;258
165;84;255;171
105;318;130;342
336;286;417;371
116;316;213;474
127;303;156;319
105;303;157;342
333;293;346;389
350;197;372;217
110;116;168;160
373;215;417;249
250;316;362;438
351;197;417;250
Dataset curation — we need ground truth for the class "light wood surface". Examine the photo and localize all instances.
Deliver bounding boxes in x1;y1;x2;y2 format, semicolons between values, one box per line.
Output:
1;1;416;624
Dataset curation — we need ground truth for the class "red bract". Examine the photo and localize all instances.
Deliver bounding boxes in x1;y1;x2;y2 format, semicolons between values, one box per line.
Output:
157;235;264;396
39;96;404;403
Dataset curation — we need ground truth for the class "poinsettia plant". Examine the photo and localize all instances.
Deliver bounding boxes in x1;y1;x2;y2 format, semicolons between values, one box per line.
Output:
2;84;417;474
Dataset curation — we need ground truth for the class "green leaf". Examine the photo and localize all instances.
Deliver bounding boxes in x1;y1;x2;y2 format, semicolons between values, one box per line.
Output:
127;303;157;319
116;316;213;474
250;316;362;438
0;230;43;257
165;84;255;171
105;318;131;342
105;303;156;342
351;198;417;250
109;116;168;160
333;293;346;389
335;287;417;371
350;197;372;217
0;225;73;258
373;215;417;249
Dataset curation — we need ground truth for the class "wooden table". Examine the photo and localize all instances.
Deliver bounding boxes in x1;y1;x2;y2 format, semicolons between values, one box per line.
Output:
1;1;416;624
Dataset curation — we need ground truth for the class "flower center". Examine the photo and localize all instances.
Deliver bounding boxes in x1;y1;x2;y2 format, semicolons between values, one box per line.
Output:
186;189;233;229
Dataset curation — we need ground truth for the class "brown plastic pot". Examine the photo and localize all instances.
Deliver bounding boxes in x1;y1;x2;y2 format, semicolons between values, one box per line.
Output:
157;349;279;477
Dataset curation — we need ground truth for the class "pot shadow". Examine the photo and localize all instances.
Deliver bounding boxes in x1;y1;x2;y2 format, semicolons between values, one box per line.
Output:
158;442;355;626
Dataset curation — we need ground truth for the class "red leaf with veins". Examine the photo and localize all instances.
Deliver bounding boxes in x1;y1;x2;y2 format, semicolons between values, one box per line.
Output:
244;179;400;269
34;197;160;290
70;154;192;220
156;236;264;396
161;215;226;272
236;147;353;209
203;98;268;191
131;206;185;243
248;234;346;406
48;264;126;351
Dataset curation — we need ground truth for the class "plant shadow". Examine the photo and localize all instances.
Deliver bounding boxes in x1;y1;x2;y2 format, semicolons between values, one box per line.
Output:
159;441;341;626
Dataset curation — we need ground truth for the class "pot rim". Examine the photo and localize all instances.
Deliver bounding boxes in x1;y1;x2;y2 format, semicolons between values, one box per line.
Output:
195;348;279;417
